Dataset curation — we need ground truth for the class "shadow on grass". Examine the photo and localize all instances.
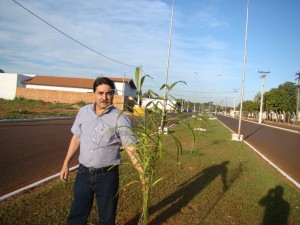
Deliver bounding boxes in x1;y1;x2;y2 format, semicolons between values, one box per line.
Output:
259;185;290;225
124;161;243;225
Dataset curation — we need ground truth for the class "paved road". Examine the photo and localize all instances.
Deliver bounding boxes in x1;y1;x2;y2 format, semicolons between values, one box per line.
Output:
0;119;77;196
216;114;300;185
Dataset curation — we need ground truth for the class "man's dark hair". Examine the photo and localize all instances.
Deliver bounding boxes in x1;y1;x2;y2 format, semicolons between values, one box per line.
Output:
93;77;116;93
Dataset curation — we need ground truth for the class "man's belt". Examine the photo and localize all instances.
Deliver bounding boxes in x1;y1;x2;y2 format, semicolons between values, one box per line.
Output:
80;164;118;173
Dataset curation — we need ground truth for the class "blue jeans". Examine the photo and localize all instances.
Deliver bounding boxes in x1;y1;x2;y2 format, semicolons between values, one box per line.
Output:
67;165;119;225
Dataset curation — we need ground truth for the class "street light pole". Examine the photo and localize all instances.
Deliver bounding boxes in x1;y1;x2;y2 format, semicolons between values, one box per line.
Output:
224;97;228;116
160;0;175;130
258;70;270;124
214;74;222;118
233;88;239;117
237;0;250;140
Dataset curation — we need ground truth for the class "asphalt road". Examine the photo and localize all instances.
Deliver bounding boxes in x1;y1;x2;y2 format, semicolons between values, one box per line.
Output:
216;114;300;185
0;119;76;196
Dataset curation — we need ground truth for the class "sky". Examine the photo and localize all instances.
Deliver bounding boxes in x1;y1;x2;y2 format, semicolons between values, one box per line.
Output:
1;0;299;107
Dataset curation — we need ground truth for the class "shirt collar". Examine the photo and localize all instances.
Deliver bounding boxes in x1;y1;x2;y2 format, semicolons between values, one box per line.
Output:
92;103;114;116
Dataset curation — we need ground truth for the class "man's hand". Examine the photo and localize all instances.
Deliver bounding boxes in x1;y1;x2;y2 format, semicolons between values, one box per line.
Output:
60;165;69;181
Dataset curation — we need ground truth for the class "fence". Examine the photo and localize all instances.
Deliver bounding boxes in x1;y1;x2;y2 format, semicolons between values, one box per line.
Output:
240;111;299;125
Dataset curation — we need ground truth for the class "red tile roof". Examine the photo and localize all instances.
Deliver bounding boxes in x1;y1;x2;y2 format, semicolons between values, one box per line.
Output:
22;75;137;89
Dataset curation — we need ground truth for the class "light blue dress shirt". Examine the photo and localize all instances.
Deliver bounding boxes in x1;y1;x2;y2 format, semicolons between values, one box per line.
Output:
71;104;137;168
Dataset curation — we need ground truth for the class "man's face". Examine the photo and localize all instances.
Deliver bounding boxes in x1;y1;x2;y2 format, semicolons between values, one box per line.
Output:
94;84;114;110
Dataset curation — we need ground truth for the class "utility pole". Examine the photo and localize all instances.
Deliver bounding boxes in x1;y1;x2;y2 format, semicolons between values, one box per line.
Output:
225;97;228;116
214;74;222;118
233;88;239;117
295;71;300;123
258;70;270;124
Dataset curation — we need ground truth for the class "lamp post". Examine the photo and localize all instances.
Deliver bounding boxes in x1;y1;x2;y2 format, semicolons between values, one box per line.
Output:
224;97;228;116
233;88;239;117
160;0;175;130
237;0;250;141
258;70;270;124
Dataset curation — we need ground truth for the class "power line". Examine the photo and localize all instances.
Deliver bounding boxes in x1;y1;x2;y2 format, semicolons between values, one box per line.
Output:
11;0;136;68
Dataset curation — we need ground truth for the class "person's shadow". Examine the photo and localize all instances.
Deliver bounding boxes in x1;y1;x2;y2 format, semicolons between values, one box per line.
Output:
259;185;290;225
124;160;243;225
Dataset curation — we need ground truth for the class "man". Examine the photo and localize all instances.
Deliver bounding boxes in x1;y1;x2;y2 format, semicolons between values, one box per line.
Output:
60;77;142;225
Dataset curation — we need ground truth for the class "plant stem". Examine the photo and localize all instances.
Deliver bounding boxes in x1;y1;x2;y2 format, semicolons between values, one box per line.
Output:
142;180;150;225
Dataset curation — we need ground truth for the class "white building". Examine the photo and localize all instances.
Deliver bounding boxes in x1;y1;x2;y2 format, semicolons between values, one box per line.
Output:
0;73;35;100
141;98;178;111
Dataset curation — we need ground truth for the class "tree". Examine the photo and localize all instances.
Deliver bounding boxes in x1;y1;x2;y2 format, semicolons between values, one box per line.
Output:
238;100;259;112
264;82;296;112
253;92;261;103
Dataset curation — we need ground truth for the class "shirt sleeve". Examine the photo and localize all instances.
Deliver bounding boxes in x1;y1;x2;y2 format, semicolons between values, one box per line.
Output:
71;109;83;137
117;113;138;147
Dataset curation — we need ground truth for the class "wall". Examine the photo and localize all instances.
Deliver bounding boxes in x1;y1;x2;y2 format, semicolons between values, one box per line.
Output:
25;84;92;93
115;82;136;97
16;87;134;110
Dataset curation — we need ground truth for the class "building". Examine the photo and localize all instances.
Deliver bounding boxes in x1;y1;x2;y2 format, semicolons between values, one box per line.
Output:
0;73;137;110
0;73;35;100
141;98;178;112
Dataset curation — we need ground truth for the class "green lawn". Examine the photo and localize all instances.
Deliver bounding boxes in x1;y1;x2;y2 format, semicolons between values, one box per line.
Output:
0;116;299;225
0;98;81;120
